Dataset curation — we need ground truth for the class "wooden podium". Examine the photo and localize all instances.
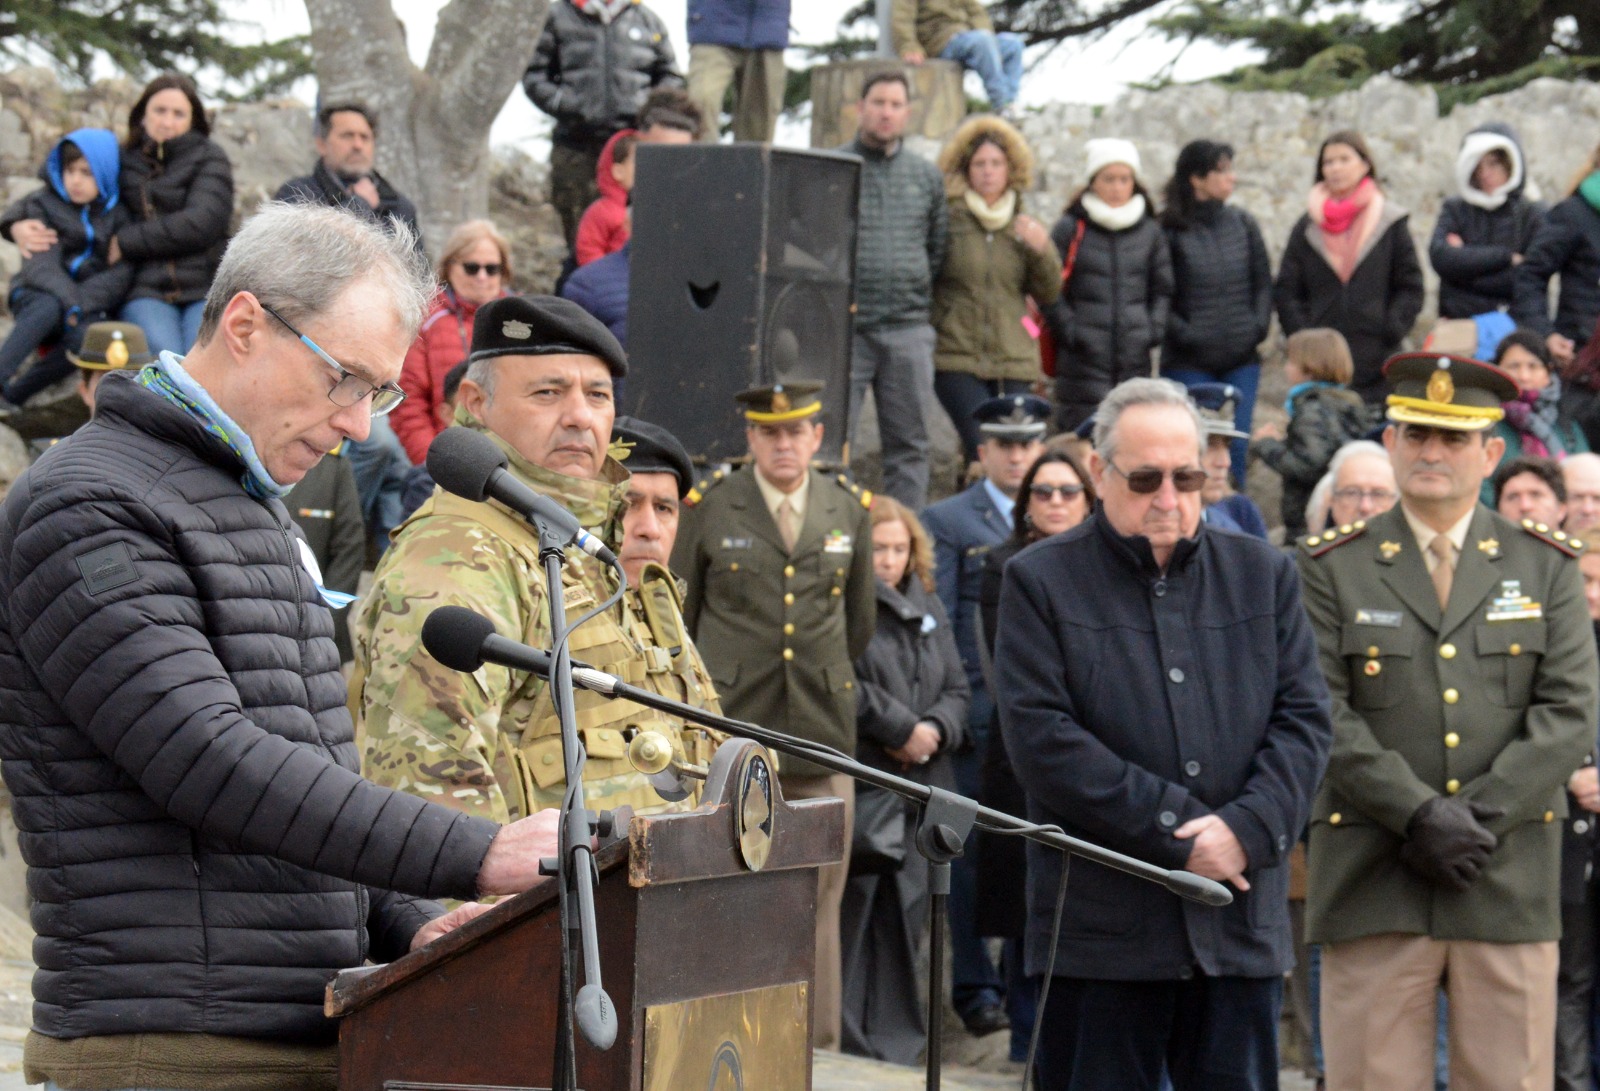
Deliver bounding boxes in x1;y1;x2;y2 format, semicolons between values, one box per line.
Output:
327;740;844;1090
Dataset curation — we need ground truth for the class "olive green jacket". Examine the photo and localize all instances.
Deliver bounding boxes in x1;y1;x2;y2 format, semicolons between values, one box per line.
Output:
674;466;875;777
889;0;990;57
933;194;1061;382
1296;504;1598;945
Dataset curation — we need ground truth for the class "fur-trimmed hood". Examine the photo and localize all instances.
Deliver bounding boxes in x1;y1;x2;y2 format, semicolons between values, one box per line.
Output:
1456;122;1540;210
939;114;1035;198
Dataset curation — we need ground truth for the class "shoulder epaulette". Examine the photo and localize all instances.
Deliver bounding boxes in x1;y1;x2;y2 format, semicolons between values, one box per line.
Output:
835;472;873;509
1520;518;1583;557
1299;520;1370;558
683;468;728;508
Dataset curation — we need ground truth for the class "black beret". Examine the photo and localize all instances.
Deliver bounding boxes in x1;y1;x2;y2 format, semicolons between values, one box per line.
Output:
469;294;628;377
613;415;694;499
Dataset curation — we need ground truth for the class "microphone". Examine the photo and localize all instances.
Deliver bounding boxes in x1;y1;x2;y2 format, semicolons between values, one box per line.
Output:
422;606;616;694
427;427;617;566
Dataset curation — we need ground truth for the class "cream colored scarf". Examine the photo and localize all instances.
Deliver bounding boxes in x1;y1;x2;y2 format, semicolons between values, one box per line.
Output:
964;187;1017;232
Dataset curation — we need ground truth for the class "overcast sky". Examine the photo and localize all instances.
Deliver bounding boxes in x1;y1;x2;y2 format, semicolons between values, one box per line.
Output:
231;0;1263;150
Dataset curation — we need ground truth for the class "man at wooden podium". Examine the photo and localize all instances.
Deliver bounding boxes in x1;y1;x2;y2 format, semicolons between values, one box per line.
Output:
355;295;723;824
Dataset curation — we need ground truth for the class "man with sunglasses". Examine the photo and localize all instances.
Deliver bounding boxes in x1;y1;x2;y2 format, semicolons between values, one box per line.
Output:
0;203;566;1091
996;377;1331;1091
920;392;1050;1040
1298;352;1598;1091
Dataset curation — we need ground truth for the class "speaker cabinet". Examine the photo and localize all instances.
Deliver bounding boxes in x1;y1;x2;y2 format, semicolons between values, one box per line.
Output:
625;144;861;464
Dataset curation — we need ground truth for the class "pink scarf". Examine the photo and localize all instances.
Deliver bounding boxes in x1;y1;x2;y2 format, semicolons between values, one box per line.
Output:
1309;177;1382;283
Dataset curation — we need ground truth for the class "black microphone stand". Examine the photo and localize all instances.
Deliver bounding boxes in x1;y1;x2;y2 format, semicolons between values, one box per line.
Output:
537;532;616;1091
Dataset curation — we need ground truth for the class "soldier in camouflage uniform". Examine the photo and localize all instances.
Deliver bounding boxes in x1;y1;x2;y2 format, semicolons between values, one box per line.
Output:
354;296;719;824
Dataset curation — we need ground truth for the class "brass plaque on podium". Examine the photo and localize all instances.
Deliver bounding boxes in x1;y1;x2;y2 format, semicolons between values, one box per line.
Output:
642;981;809;1090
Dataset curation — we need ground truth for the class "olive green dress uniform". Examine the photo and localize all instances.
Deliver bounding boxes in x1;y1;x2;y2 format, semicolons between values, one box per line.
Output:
674;463;876;773
1297;351;1600;1091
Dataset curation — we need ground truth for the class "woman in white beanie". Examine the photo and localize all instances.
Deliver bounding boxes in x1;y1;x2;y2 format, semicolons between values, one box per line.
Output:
1044;137;1173;431
1274;129;1424;405
1429;123;1544;321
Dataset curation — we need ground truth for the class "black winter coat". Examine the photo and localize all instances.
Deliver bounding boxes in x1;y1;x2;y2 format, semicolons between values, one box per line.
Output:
975;537;1028;939
1254;385;1372;538
1428;195;1543;318
995;514;1331;980
1162;200;1273;374
0;180;134;317
1047;207;1173;428
1274;208;1424;404
116;131;235;305
522;1;684;151
853;577;969;777
275;161;424;257
0;375;498;1042
1514;194;1600;350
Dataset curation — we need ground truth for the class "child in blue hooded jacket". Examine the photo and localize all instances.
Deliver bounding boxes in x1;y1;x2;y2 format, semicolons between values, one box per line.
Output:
0;128;134;411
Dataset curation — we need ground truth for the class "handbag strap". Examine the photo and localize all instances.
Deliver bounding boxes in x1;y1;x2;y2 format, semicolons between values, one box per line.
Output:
1060;218;1087;291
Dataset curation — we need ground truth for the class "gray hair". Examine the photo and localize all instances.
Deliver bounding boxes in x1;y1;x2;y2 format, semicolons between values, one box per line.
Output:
197;201;433;346
463;356;498;404
1307;440;1392;533
1091;377;1205;462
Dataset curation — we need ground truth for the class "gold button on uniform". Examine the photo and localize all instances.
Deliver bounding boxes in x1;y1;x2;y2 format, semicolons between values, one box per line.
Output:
784;623;795;635
1446;779;1461;794
1510;643;1522;656
1545;810;1556;823
1366;645;1380;658
1443;688;1460;704
1329;813;1343;825
784;592;794;606
832;587;842;596
782;648;794;661
541;753;556;766
1439;644;1456;659
1364;660;1381;676
784;565;795;578
729;562;739;572
1445;732;1460;748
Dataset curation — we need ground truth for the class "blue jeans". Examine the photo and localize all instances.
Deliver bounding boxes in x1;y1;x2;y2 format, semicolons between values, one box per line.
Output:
940;30;1024;109
121;297;205;357
1165;362;1260;486
0;287;70;404
935;371;1033;464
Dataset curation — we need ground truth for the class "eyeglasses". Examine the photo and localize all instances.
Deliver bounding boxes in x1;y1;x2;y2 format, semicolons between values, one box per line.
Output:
459;262;502;277
1106;463;1208;494
260;302;406;417
1029;483;1085;501
1332;487;1399;505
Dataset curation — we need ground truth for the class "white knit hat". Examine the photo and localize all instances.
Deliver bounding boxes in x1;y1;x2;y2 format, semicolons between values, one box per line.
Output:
1084;138;1141;181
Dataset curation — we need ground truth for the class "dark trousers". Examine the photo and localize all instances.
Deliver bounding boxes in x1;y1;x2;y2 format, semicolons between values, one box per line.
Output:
550;141;602;252
1034;974;1283;1091
0;288;78;405
934;370;1033;465
949;743;1003;1016
1557;893;1596;1091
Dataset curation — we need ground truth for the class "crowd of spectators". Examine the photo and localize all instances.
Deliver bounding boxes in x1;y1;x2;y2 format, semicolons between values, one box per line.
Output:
9;3;1600;1090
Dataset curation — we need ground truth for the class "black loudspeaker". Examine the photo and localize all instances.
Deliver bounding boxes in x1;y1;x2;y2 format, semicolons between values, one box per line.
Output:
624;144;861;465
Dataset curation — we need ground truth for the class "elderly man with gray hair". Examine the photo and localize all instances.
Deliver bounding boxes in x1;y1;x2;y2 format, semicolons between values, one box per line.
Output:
0;202;562;1091
995;377;1332;1091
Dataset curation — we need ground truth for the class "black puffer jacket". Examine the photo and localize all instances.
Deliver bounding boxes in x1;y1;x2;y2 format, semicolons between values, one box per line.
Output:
522;0;684;151
1514;193;1600;350
1162;200;1273;374
1274;205;1424;404
1046;205;1173;430
0;375;498;1042
1431;122;1545;319
275;161;424;258
116;130;235;305
1253;385;1372;538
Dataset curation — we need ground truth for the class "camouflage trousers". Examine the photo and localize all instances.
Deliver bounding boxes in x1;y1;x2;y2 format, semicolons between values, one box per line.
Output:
550;142;603;253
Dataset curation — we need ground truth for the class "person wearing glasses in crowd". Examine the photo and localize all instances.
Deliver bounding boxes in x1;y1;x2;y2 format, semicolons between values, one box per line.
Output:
0;203;565;1091
390;220;513;466
996;377;1332;1091
1297;352;1598;1091
1304;440;1398;537
973;446;1095;1064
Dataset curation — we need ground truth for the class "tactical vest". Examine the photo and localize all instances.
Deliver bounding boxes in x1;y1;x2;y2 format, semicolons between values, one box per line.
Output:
418;491;719;819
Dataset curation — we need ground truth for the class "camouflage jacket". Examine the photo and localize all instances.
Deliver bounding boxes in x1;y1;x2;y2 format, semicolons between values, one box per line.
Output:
353;422;721;823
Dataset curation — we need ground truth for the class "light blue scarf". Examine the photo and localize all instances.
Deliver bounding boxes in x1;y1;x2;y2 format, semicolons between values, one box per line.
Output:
136;351;291;500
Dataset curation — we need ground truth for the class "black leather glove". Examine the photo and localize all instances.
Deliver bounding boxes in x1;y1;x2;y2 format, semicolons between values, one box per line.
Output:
1398;796;1503;892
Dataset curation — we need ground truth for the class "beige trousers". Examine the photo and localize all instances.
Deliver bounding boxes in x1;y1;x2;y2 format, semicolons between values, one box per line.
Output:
1322;932;1558;1091
686;44;786;143
780;771;854;1051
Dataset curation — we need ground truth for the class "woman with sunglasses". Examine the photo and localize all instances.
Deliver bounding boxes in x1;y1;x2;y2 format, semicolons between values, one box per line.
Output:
390;220;512;465
973;447;1096;1063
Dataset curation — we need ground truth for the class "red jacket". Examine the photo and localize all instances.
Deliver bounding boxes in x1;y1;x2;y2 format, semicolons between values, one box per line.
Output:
575;129;634;266
392;289;484;465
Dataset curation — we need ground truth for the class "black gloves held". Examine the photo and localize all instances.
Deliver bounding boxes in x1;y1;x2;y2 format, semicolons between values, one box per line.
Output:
1398;796;1503;892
